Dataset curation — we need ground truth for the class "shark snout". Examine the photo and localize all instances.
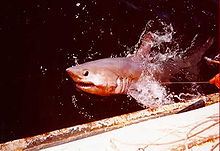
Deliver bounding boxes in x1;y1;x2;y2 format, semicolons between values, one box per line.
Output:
66;67;74;75
66;67;79;80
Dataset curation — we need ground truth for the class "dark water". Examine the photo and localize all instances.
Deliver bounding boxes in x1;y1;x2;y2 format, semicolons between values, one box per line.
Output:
1;0;218;143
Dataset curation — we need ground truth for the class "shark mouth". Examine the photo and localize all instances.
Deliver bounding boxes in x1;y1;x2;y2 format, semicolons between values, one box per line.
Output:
76;82;95;88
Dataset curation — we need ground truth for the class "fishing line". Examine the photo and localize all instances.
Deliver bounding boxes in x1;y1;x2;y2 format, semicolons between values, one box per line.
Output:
162;81;209;84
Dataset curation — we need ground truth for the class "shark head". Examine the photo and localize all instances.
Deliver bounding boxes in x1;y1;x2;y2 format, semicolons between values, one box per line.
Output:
66;59;122;96
66;58;143;96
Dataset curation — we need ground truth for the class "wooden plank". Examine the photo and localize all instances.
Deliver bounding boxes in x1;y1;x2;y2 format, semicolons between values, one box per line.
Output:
42;103;219;151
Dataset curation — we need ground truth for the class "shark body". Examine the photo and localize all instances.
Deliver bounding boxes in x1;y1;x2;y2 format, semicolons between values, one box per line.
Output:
66;32;213;96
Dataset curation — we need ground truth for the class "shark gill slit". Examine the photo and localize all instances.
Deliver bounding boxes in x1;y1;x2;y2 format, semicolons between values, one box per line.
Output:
115;77;122;94
115;77;128;94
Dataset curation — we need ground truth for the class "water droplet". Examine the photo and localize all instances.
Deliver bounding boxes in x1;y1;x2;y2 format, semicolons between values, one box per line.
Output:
76;3;80;7
82;5;86;10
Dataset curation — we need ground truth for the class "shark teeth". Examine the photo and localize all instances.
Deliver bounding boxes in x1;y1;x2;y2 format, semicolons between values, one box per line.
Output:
76;82;95;87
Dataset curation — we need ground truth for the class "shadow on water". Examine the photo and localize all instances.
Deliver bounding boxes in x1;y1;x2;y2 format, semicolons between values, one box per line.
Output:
1;0;218;143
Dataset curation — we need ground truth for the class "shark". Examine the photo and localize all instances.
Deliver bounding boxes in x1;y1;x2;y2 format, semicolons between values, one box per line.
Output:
66;32;214;96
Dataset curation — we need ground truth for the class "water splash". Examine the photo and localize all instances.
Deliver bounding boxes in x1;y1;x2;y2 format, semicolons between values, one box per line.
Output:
72;95;94;120
168;93;197;101
128;74;174;108
67;53;79;65
126;20;203;108
68;20;207;108
125;21;175;108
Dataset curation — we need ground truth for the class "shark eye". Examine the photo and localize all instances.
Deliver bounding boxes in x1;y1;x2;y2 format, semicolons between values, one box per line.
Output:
83;70;89;76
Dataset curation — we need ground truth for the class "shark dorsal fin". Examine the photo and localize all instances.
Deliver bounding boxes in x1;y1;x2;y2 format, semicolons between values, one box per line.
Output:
129;32;154;61
139;32;154;50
